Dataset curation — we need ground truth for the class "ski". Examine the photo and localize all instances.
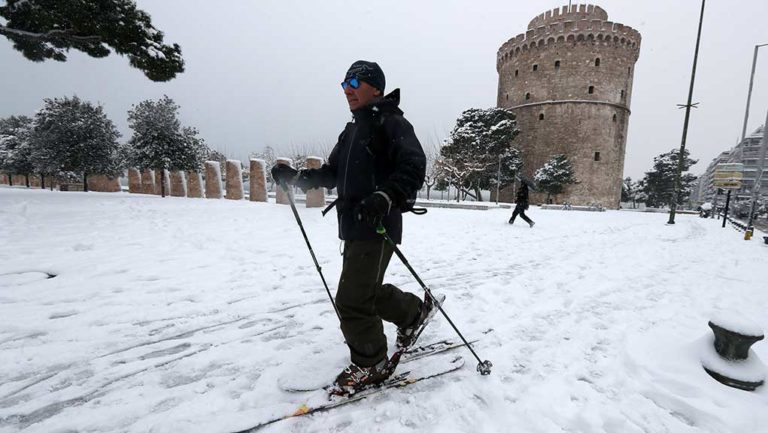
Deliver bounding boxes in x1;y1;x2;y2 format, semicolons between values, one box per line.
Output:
279;333;487;393
232;356;464;433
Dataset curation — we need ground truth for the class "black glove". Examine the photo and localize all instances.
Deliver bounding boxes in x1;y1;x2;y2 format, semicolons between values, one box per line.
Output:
355;192;392;227
271;163;298;186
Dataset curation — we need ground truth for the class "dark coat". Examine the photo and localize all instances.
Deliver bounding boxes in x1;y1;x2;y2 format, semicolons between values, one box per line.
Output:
516;183;529;210
298;89;426;243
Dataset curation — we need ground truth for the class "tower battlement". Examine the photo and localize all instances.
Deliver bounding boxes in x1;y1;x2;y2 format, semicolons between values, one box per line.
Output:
497;16;641;70
528;4;608;29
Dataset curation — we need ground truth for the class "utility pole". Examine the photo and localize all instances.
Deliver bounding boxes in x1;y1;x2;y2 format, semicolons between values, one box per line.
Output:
668;0;706;225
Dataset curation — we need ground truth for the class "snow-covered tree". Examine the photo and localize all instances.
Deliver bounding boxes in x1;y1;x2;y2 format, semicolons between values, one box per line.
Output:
29;96;122;191
534;154;577;203
622;177;642;208
126;96;208;196
640;148;697;208
439;108;521;201
0;115;34;186
0;0;184;81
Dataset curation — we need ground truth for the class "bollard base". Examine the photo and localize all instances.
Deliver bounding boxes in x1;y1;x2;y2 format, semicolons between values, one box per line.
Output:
703;366;764;391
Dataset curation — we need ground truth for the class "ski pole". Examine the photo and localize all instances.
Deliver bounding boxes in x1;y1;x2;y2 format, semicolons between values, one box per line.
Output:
376;225;493;375
280;182;341;322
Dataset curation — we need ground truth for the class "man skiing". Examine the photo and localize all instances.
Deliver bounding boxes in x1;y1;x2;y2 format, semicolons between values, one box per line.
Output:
271;60;441;394
509;177;535;227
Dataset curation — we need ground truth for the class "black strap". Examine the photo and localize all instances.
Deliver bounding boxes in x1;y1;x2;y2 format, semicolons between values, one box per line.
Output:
410;207;427;215
321;198;339;217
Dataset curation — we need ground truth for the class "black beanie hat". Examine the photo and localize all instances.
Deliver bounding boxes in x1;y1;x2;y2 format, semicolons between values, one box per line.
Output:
345;60;385;93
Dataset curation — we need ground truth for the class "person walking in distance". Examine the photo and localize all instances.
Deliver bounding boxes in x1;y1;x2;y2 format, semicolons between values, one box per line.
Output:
271;60;442;394
509;179;535;227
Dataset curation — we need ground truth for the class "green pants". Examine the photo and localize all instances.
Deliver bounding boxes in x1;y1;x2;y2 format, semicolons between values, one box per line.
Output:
336;239;422;367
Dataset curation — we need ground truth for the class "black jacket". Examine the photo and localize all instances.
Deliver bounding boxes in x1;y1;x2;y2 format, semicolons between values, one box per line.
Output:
298;89;426;243
516;184;529;208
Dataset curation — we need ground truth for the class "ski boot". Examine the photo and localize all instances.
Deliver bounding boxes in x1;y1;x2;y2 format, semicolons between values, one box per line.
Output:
329;358;391;396
396;291;445;352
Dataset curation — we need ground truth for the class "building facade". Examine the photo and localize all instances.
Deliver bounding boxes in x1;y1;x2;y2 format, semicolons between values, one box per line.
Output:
697;126;767;206
496;4;641;208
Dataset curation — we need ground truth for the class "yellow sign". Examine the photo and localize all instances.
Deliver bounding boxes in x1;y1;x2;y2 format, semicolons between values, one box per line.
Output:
714;171;744;180
713;180;742;189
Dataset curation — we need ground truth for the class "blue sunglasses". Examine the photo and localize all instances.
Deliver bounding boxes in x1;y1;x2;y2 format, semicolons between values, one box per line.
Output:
341;77;360;90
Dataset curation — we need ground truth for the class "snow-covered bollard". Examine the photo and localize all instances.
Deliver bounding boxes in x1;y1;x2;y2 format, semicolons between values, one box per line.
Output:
305;156;325;208
275;158;292;205
205;161;223;199
186;170;204;198
128;168;141;193
87;175;121;192
154;169;170;195
225;160;243;200
170;171;187;197
140;170;155;194
249;159;267;202
701;316;765;391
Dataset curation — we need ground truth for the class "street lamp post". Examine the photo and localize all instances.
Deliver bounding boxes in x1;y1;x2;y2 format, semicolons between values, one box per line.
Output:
746;109;768;234
740;43;768;143
668;0;706;225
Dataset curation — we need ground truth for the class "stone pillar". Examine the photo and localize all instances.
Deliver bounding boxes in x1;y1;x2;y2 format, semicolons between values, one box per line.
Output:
154;169;170;196
205;161;223;199
305;156;325;208
140;170;155;194
87;175;121;192
170;171;187;197
275;158;292;205
186;171;204;198
225;160;244;200
29;175;42;188
128;168;141;193
0;173;8;184
249;159;267;202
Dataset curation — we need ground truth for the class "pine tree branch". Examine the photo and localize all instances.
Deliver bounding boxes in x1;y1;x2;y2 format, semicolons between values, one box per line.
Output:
0;25;101;44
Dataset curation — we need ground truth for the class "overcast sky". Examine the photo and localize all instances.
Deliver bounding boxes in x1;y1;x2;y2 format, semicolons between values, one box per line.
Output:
2;0;768;179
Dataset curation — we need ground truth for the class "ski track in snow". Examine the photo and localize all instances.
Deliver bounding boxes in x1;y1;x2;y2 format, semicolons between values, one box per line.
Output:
0;187;767;433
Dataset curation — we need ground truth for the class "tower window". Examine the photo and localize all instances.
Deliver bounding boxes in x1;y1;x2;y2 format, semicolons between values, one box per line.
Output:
525;92;531;100
595;58;601;67
539;113;545;120
515;69;519;77
627;67;631;76
588;86;594;94
555;60;561;69
620;90;625;99
594;152;601;161
506;93;509;101
612;113;617;122
532;64;538;71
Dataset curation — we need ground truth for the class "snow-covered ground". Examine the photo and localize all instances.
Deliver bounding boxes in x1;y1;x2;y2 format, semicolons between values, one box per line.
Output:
1;187;767;433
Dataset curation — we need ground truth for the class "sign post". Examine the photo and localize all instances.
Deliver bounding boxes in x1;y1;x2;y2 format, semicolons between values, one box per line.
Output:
713;163;744;228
